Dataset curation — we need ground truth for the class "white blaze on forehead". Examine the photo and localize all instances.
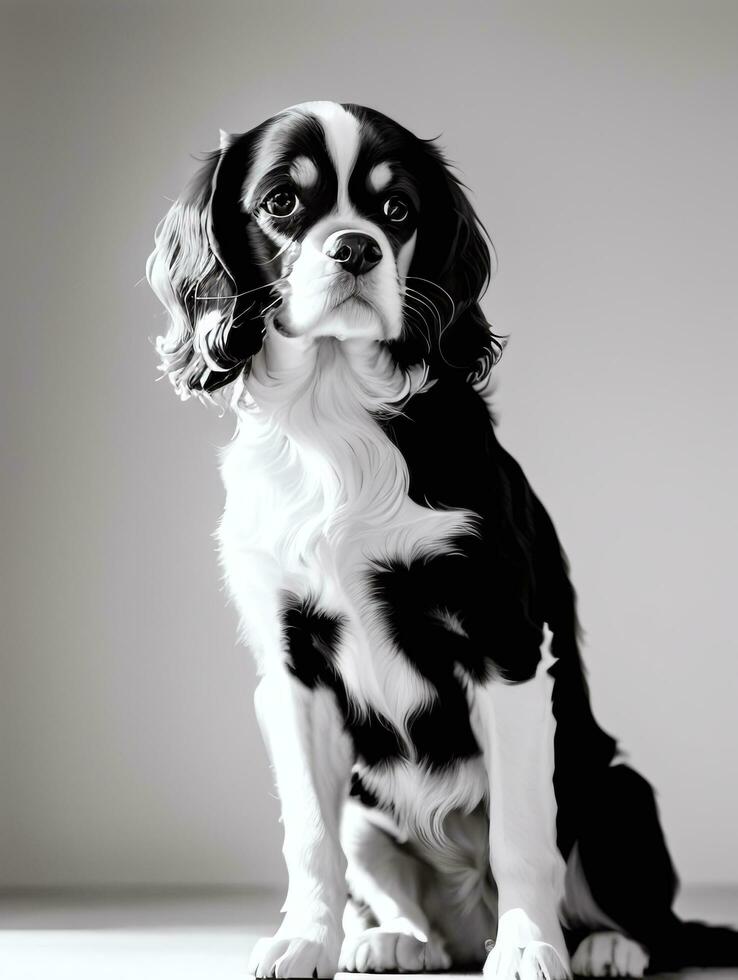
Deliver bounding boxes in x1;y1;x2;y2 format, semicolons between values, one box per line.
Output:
290;155;318;189
368;162;393;193
297;101;360;211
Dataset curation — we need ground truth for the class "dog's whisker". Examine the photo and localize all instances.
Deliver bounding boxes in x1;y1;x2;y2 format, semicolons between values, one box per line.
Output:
193;278;285;303
406;319;433;356
403;301;434;353
405;287;447;333
405;281;468;370
406;275;457;324
405;285;444;321
258;295;283;316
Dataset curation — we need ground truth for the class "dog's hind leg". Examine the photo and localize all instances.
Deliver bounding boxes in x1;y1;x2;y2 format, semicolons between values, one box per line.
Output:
339;799;452;973
565;762;738;974
563;763;677;976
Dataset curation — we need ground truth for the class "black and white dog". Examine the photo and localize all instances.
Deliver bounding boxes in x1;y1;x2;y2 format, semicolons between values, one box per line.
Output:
148;102;737;979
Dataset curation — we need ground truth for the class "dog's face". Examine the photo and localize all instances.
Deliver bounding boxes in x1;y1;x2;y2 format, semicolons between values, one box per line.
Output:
148;101;501;396
242;101;417;344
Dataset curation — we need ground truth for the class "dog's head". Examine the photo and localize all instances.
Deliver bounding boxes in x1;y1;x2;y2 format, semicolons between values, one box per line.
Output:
148;101;501;397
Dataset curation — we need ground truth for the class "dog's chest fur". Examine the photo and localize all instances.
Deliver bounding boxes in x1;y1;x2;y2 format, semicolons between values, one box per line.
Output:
217;339;488;825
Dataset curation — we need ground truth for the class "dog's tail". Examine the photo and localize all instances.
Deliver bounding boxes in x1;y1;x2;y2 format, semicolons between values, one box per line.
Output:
649;917;738;972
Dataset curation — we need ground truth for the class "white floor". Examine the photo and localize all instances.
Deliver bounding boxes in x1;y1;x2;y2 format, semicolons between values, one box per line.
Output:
0;886;736;980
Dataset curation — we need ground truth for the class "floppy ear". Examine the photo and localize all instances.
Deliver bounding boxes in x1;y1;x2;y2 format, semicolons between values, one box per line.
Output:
147;126;270;398
401;142;503;383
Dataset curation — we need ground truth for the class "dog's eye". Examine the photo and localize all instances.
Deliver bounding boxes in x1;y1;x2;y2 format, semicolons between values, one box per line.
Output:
262;186;299;217
383;194;411;223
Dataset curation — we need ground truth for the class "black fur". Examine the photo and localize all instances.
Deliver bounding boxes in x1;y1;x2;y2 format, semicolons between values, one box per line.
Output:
563;764;738;971
375;375;619;854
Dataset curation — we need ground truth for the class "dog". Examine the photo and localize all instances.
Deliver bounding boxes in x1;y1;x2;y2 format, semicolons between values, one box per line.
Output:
147;101;738;979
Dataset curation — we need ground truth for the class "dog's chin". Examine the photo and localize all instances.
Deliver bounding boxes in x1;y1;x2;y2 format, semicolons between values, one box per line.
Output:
314;297;387;341
277;296;391;343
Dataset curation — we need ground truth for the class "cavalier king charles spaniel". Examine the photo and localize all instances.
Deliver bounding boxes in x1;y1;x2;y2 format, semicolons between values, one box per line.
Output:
148;101;738;979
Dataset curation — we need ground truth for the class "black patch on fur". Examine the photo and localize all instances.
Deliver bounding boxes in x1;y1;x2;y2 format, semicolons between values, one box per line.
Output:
349;771;381;809
338;698;406;768
280;594;405;768
282;595;343;689
281;571;487;774
379;378;545;679
368;558;484;769
379;375;620;851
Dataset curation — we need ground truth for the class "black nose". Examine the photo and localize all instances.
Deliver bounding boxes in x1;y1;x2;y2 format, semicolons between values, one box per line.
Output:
325;233;383;276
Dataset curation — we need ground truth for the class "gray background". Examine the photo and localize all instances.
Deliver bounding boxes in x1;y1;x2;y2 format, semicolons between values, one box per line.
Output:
1;0;736;891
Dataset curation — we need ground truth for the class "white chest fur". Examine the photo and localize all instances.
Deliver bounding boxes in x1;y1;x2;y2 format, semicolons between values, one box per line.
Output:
217;334;474;733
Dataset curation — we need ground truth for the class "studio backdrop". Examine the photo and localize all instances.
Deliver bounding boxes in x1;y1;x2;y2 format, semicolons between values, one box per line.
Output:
1;0;736;891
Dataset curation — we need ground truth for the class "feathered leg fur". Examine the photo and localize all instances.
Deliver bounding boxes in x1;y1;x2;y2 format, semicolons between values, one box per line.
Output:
249;675;352;979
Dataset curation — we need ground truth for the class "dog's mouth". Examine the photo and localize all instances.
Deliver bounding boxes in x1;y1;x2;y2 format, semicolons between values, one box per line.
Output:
270;271;386;339
322;275;384;327
328;273;370;308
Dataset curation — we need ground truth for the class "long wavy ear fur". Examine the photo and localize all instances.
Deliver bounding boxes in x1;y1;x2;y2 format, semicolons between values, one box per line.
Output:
401;139;503;384
147;127;269;399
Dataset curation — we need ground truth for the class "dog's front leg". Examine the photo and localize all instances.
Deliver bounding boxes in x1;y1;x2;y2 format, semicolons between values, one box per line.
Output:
475;665;571;980
250;669;353;979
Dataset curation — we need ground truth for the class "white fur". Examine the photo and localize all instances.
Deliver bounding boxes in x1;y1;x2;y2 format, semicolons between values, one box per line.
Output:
250;678;350;979
307;101;360;212
290;154;319;190
270;212;404;342
368;161;393;193
474;649;571;979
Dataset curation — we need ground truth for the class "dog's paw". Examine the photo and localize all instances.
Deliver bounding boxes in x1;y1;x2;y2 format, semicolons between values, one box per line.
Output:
249;927;341;978
340;916;451;973
484;908;571;980
571;931;649;978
